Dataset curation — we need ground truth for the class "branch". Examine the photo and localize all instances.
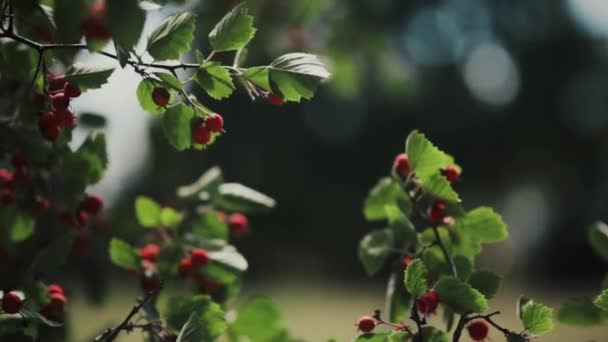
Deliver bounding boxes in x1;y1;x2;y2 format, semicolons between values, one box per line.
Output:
409;302;424;342
432;224;458;278
93;282;164;342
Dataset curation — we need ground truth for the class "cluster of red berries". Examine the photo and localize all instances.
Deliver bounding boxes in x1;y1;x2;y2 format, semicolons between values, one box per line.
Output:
59;194;104;230
192;113;224;145
393;153;460;183
82;0;111;42
217;212;250;237
40;284;68;321
38;73;81;141
0;152;51;214
178;249;221;294
467;320;490;341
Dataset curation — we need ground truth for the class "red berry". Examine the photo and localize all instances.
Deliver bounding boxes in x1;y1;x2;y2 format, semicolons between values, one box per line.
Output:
356;316;376;333
82;1;112;41
201;279;220;294
39;111;61;141
47;74;66;92
79;195;104;215
192;125;211;145
401;257;413;268
127;268;138;277
52;92;69;110
228;213;249;236
139;244;161;262
205;113;224;132
48;292;67;312
393;153;410;175
427;200;446;224
0;188;14;205
2;292;23;314
151;87;170;107
267;93;284;106
76;210;89;228
34;25;54;42
178;258;193;277
35;196;50;214
10;152;27;169
55;108;76;128
417;291;440;315
467;320;489;341
0;169;13;184
442;165;459;182
63;82;81;98
42;125;61;141
47;284;64;296
190;248;209;268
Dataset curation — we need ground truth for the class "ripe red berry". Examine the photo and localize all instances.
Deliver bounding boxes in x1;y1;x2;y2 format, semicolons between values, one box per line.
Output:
63;82;81;98
442;165;459;182
47;284;64;296
79;195;104;215
48;292;67;312
267;93;284;106
192;125;211;145
52;92;69;110
401;257;413;268
0;169;13;184
190;248;209;268
417;291;440;315
228;213;249;236
393;153;410;175
47;74;66;92
82;1;112;41
427;200;446;224
55;108;76;128
139;244;161;262
467;320;489;341
39;111;57;128
356;316;376;333
205;113;224;132
178;258;193;277
33;92;45;106
10;153;27;169
2;292;23;314
151;87;170;107
42;125;61;141
0;188;15;205
35;196;50;214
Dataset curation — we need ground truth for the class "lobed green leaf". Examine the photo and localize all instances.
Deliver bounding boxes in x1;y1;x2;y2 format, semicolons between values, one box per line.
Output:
468;270;502;299
163;103;194;151
208;3;256;52
434;277;488;314
358;229;394;276
147;12;196;60
522;302;554;335
404;259;428;299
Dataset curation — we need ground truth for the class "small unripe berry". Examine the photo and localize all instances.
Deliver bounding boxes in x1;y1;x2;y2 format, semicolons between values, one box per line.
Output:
267;93;284;106
417;291;440;315
228;213;249;236
467;320;489;341
82;1;112;41
139;244;161;262
55;108;76;128
64;82;81;98
52;92;69;110
401;257;413;268
35;196;50;214
442;165;459;183
10;153;27;169
79;195;104;215
152;87;170;107
0;188;15;205
2;292;23;314
0;169;14;184
178;258;193;277
190;248;209;268
205;113;224;132
427;200;446;224
393;153;410;175
192;125;211;145
356;316;376;333
47;284;64;296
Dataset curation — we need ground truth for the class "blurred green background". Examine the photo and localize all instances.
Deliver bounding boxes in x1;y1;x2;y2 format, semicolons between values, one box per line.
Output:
64;0;608;340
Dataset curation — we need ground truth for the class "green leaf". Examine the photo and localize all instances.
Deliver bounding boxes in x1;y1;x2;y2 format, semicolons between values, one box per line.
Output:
354;333;389;342
363;177;410;221
163;103;194;151
421;174;459;203
108;238;139;270
147;12;196;60
243;66;271;91
2;208;35;242
164;295;226;339
454;255;473;281
106;0;145;50
137;79;167;114
455;207;508;243
78;112;107;128
268;53;331;102
155;72;183;90
385;206;417;247
208;3;256;52
194;61;236;100
79;133;108;169
62;141;106;194
28;232;75;278
386;271;411;322
66;64;114;92
558;299;608;326
405;130;453;181
522;302;554;335
176;312;204;342
468;270;502;299
192;212;229;240
434;277;488;314
517;296;532;320
388;331;411;342
358;229;394;276
54;0;87;43
420;327;448;342
135;196;162;227
177;166;223;198
404;259;428;299
588;221;608;262
230;297;288;341
160;207;183;229
213;183;276;213
594;289;608;311
209;245;248;271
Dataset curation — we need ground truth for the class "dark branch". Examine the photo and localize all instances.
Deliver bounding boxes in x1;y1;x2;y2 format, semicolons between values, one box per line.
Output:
432;224;458;278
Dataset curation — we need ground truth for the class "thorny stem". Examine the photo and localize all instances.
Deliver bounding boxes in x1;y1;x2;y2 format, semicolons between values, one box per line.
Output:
93;282;164;342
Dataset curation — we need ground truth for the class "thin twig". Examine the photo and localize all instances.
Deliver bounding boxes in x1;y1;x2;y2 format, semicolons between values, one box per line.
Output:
432;224;458;278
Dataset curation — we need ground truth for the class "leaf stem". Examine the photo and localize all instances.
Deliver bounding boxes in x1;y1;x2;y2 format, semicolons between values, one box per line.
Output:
432;224;458;278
